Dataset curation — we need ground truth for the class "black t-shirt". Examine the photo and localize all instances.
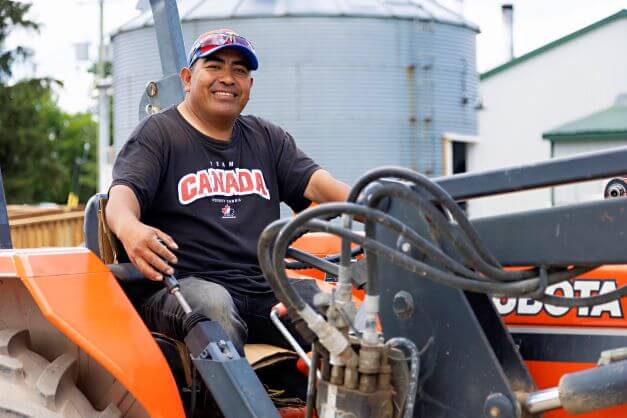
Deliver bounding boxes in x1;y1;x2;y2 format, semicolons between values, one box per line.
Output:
111;106;320;294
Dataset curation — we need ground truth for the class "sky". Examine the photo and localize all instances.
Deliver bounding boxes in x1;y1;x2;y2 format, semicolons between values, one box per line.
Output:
6;0;627;113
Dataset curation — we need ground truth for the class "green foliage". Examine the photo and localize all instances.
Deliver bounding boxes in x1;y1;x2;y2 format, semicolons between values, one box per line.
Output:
0;0;98;204
0;79;97;203
87;60;112;77
0;0;39;81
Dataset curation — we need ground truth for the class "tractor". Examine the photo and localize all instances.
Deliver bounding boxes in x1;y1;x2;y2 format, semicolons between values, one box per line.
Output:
2;1;627;417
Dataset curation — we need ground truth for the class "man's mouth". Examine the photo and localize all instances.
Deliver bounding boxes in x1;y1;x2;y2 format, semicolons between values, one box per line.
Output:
212;90;237;98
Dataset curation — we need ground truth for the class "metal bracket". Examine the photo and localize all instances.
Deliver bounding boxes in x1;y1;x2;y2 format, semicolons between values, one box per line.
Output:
139;0;187;120
138;74;185;120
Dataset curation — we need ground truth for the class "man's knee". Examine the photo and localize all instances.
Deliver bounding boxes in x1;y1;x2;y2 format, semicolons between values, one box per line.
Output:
180;278;235;320
178;277;247;353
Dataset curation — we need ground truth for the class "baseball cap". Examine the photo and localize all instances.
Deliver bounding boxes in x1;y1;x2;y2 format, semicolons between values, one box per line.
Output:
187;29;259;71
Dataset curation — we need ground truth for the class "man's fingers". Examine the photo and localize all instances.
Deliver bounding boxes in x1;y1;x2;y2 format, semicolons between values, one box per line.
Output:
148;236;178;265
132;256;163;281
155;230;178;250
141;248;174;276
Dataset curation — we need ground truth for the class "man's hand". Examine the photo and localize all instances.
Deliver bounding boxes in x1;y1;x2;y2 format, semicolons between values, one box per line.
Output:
117;220;178;281
106;184;178;281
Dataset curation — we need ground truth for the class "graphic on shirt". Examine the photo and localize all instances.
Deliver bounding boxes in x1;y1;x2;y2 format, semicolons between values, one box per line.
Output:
221;204;236;219
178;168;270;205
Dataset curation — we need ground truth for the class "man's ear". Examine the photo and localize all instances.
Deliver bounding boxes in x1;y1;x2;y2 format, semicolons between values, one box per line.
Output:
180;67;192;93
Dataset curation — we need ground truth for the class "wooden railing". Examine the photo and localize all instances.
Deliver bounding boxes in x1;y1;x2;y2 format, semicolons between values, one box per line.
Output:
8;206;85;248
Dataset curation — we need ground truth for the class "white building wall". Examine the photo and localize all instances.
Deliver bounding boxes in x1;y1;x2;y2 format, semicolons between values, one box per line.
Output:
468;18;627;218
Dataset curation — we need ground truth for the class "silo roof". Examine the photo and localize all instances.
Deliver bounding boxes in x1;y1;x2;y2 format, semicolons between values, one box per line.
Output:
115;0;478;35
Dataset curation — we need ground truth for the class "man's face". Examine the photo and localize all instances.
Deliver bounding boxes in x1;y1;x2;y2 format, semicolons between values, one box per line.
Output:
184;48;253;121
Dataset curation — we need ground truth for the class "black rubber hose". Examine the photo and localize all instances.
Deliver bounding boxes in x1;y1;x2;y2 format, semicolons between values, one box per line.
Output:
348;167;502;267
366;185;492;281
258;218;302;315
367;183;538;281
272;206;576;296
272;202;468;301
539;284;627;307
305;342;319;418
258;212;343;314
298;218;534;293
300;218;595;297
271;203;406;310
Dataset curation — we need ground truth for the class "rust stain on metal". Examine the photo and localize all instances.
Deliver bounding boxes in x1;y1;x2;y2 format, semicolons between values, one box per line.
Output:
600;212;614;223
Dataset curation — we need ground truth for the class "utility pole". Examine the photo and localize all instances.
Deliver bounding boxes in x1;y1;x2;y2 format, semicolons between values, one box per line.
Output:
97;0;112;193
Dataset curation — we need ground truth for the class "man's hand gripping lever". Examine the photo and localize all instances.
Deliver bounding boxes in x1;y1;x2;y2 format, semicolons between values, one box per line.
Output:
154;239;281;418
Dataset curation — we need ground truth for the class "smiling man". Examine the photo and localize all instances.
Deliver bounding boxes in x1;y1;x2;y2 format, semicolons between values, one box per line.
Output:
105;30;349;354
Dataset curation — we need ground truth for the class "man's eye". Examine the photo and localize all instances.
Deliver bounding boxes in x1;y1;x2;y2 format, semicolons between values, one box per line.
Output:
234;68;249;76
206;64;220;70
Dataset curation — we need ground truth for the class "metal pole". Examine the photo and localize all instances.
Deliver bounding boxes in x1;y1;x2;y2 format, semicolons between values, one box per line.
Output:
97;0;109;193
97;79;111;192
149;0;187;76
98;0;105;78
525;387;561;414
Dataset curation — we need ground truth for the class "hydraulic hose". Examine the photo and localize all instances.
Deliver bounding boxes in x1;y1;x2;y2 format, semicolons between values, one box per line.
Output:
260;218;358;363
288;217;591;296
368;183;539;280
258;218;301;315
385;337;419;418
349;167;501;266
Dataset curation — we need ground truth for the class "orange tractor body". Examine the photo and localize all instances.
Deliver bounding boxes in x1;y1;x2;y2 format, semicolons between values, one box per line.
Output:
4;233;627;417
1;248;185;417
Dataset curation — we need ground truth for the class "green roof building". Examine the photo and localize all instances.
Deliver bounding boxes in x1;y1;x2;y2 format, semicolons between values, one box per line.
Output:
467;10;627;217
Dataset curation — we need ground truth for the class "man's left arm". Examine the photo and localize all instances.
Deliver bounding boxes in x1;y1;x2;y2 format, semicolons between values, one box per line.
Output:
304;169;350;203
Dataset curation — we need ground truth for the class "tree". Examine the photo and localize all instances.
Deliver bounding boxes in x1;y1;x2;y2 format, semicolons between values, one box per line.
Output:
0;0;98;204
0;0;38;82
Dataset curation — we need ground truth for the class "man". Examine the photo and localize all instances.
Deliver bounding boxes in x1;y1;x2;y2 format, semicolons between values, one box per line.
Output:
106;30;349;354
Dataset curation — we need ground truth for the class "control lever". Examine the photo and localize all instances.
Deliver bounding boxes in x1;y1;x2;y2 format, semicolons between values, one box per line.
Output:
155;237;192;314
154;238;280;418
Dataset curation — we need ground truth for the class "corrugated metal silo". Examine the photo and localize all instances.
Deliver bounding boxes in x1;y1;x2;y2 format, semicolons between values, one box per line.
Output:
111;0;479;187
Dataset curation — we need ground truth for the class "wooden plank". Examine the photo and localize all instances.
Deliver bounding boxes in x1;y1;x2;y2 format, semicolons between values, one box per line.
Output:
9;211;85;248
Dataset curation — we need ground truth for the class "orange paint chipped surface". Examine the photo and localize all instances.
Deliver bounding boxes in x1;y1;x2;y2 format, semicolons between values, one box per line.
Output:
11;248;185;418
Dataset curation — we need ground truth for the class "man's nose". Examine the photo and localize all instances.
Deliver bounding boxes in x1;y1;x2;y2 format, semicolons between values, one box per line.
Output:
218;70;236;85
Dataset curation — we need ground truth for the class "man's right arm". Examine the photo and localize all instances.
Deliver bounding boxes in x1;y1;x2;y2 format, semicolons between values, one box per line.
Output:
106;184;178;281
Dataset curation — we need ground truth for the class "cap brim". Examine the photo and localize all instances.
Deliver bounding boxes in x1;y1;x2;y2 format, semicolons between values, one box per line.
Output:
196;44;259;71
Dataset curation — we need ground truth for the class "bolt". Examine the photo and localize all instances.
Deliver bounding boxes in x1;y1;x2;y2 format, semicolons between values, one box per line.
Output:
392;291;414;320
483;393;514;418
145;104;161;115
401;242;411;253
146;81;158;97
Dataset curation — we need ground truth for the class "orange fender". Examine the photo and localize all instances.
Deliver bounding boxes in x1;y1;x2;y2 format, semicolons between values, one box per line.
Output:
4;248;185;418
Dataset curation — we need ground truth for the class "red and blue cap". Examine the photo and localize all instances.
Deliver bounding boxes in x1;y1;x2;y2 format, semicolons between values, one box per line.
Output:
187;29;259;70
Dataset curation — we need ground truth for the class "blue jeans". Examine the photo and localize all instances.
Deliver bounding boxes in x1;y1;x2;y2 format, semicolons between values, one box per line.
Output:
139;276;320;356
